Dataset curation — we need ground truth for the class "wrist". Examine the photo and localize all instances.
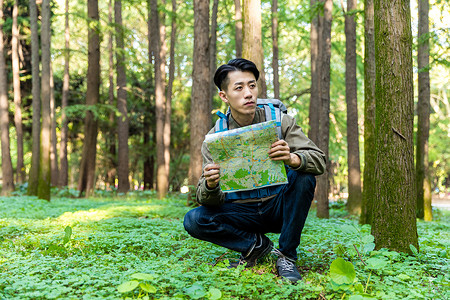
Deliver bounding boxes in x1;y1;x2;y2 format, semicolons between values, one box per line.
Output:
287;153;301;168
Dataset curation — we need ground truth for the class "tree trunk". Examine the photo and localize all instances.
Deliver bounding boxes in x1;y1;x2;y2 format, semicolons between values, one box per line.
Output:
50;65;59;186
106;0;116;190
344;0;362;214
28;0;41;196
271;0;280;99
372;0;418;253
38;0;52;201
309;0;321;145
12;0;25;184
59;0;70;187
0;0;14;195
144;0;155;191
242;0;266;98
189;0;210;201
416;0;431;221
234;0;242;58
78;0;100;197
165;0;178;190
316;0;332;219
210;0;219;99
360;0;376;225
151;0;168;198
115;0;130;193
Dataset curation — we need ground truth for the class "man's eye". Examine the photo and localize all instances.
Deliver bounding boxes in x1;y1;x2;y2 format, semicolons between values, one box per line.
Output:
235;86;242;90
250;84;256;88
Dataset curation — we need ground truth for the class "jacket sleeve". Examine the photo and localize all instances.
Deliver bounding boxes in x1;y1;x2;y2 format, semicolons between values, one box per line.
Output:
195;141;225;206
281;114;327;175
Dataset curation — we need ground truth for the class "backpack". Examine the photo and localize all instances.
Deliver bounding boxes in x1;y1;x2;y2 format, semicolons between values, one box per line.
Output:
214;98;288;139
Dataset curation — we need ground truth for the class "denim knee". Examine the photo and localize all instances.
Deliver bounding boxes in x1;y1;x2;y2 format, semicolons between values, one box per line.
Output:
294;172;316;191
183;208;203;238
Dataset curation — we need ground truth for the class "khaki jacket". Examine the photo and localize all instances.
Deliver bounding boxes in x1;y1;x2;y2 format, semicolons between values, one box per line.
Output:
196;107;326;206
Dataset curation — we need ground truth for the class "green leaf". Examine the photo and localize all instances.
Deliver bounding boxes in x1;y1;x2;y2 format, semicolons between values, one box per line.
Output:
117;280;139;293
185;284;206;299
341;224;359;235
140;282;157;293
361;234;375;244
131;273;154;281
63;226;72;244
409;244;419;256
208;288;222;300
363;242;375;254
329;258;356;285
365;257;388;270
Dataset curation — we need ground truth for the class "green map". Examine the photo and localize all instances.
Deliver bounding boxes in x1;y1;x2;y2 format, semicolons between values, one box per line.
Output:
204;120;288;193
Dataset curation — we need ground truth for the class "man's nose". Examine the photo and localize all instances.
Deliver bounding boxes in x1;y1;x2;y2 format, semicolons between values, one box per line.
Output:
243;86;253;98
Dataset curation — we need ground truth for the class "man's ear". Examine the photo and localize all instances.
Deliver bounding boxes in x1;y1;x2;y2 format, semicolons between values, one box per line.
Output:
219;91;228;104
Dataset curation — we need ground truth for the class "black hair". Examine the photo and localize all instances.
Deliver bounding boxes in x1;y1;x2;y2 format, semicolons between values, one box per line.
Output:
213;58;260;91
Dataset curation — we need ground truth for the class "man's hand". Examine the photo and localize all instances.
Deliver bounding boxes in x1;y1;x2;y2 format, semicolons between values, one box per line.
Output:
204;164;220;189
268;140;301;168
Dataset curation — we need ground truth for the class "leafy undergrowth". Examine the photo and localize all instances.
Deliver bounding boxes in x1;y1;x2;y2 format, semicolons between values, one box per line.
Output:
0;194;448;299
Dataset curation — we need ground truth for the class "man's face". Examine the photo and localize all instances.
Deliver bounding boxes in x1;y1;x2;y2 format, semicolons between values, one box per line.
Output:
219;70;258;121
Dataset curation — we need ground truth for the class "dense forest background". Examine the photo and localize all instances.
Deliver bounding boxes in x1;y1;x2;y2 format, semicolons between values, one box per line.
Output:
0;0;448;204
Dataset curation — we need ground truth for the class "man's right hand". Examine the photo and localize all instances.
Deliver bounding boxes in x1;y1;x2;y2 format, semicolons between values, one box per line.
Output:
204;164;220;189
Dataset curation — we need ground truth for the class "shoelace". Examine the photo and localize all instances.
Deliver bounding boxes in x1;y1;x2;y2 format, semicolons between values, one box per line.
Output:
278;257;295;272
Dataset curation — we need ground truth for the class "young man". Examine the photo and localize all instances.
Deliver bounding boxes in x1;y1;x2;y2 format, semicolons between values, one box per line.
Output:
184;58;326;282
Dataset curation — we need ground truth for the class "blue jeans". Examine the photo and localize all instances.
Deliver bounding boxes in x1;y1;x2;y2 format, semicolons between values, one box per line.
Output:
183;171;316;261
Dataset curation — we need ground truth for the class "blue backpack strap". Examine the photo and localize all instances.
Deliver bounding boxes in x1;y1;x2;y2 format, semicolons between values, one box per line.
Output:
214;110;228;133
260;101;283;139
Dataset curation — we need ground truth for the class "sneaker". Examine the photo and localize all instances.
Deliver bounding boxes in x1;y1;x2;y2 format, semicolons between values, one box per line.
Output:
276;256;302;282
229;234;273;268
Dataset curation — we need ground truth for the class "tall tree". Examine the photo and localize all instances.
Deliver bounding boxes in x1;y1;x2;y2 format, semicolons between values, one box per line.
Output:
188;0;210;201
271;0;280;99
344;0;362;214
360;0;376;224
115;0;130;193
50;66;59;186
38;0;52;200
59;0;70;187
106;0;116;189
144;0;155;191
151;0;168;198
27;0;41;196
210;0;219;99
78;0;100;197
309;0;321;145
242;0;266;98
0;0;14;194
416;0;432;221
372;0;418;252
12;0;25;184
234;0;242;58
316;0;332;219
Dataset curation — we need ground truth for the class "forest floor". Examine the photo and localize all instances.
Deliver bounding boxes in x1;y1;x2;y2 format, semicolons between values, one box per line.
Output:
0;191;448;299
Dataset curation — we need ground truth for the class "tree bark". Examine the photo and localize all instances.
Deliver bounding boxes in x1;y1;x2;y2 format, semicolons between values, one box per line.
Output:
115;0;130;193
165;0;178;192
59;0;70;187
0;0;14;194
416;0;431;221
234;0;242;58
151;0;169;198
28;0;41;196
372;0;418;253
360;0;376;225
189;0;210;201
38;0;52;201
344;0;362;214
12;0;25;184
50;65;59;186
106;0;116;190
309;0;321;145
242;0;266;98
78;0;100;197
316;0;332;219
271;0;280;99
210;0;219;100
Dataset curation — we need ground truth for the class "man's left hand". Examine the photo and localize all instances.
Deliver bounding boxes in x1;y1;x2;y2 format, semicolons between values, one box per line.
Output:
268;140;301;168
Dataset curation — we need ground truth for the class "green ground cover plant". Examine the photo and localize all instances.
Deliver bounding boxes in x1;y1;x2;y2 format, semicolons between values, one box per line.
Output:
0;193;448;299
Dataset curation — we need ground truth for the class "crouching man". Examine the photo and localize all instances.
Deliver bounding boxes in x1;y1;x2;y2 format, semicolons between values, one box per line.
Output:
183;58;326;282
